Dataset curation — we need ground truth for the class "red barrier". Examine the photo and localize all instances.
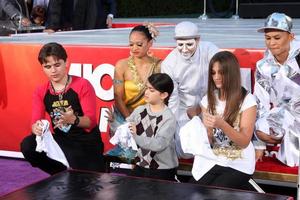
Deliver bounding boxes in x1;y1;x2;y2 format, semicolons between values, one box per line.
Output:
3;44;297;182
0;44;263;154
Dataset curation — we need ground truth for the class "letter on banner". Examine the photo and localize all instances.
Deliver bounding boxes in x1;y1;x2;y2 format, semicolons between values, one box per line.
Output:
69;63;114;132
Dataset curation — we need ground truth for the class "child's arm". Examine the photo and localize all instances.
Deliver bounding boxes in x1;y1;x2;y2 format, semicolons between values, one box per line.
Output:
131;117;176;152
203;105;257;148
187;105;201;119
201;106;214;144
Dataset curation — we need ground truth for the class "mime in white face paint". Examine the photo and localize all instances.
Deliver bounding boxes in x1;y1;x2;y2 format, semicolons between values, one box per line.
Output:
161;21;219;158
176;39;198;59
173;21;200;60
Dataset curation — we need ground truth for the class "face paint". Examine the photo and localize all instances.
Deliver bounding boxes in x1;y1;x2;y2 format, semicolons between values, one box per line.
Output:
176;39;197;59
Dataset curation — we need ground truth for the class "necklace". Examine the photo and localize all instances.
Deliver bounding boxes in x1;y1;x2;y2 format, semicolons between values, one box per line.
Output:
128;56;156;91
50;75;70;103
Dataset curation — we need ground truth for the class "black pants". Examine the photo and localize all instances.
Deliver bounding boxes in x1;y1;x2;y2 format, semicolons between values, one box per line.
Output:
131;165;177;181
21;131;105;175
193;165;251;190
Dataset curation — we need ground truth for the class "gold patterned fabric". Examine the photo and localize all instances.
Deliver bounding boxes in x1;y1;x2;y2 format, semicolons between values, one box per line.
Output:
124;80;146;110
212;144;242;160
124;56;160;111
212;113;242;160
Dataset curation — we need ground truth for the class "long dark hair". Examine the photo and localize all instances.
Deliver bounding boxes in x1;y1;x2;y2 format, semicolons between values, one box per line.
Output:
148;73;174;105
207;51;247;126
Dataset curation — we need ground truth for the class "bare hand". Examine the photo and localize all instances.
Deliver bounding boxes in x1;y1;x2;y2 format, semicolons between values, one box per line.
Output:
255;149;265;162
202;112;223;129
106;16;113;28
32;120;43;136
256;130;282;144
128;123;136;134
187;105;201;119
21;17;31;26
54;106;75;128
106;107;114;122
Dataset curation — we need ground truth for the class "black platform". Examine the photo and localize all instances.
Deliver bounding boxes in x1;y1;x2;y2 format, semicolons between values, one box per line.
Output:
0;170;292;200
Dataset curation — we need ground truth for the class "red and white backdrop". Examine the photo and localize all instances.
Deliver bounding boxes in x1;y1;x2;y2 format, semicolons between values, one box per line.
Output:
0;43;263;157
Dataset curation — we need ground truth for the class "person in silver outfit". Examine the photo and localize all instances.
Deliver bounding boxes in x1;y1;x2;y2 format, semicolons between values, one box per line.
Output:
254;12;300;167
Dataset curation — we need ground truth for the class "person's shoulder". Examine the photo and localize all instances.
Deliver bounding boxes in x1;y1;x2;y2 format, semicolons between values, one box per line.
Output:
164;106;176;117
241;92;257;111
35;81;49;91
245;92;257;102
292;39;300;49
256;52;269;71
115;58;129;68
133;104;147;113
200;41;215;45
162;49;179;64
152;56;162;64
167;48;180;57
135;104;147;110
33;81;49;97
71;76;93;88
72;76;86;83
256;58;265;67
162;107;176;124
115;58;129;74
200;41;218;49
151;56;162;73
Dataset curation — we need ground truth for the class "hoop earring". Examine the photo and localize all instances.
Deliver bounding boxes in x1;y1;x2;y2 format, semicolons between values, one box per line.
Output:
147;50;153;57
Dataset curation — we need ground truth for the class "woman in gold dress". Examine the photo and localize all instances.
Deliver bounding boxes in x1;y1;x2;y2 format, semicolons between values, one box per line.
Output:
111;24;161;131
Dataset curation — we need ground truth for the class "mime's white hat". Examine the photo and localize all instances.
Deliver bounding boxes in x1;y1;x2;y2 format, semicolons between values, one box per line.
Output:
174;21;200;39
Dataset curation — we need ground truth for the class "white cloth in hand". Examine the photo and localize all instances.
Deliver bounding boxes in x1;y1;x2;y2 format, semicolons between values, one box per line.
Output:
179;116;216;180
35;120;69;167
109;123;138;150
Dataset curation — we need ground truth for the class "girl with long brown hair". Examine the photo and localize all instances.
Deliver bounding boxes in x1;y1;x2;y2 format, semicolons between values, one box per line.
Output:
185;51;257;189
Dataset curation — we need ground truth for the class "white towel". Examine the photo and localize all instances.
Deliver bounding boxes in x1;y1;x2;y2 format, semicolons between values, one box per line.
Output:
35;120;69;167
179;116;217;180
109;123;138;151
277;110;299;167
